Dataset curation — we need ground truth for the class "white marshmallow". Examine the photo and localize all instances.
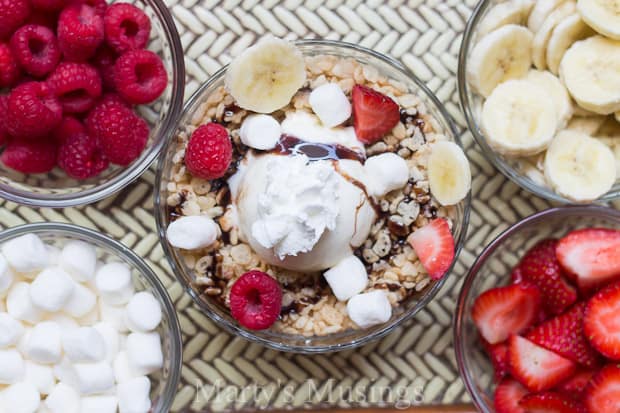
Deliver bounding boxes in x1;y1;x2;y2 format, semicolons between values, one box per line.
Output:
95;263;134;305
113;351;140;384
165;215;219;250
45;383;80;413
364;153;410;197
93;322;119;362
323;255;368;301
98;301;128;333
0;255;14;296
24;362;54;395
2;382;40;413
72;361;115;395
80;395;118;413
0;349;24;384
117;377;151;413
63;283;96;318
0;313;24;348
1;234;49;274
125;292;161;333
59;241;97;282
30;267;75;312
23;321;62;364
45;314;79;330
346;290;392;328
7;282;43;324
52;357;77;386
126;332;163;376
76;306;99;326
45;246;61;266
62;327;105;363
239;114;282;150
309;83;352;127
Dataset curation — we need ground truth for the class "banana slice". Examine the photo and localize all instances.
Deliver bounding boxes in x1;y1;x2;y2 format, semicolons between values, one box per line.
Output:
544;130;616;201
428;141;471;206
528;0;570;31
478;0;535;36
559;36;620;115
577;0;620;40
482;79;558;156
225;35;307;114
546;13;594;74
566;115;606;134
532;1;576;70
524;70;573;128
467;25;534;97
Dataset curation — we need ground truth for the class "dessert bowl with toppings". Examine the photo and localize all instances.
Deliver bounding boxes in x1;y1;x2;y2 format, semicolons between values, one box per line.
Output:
459;0;620;203
156;38;471;352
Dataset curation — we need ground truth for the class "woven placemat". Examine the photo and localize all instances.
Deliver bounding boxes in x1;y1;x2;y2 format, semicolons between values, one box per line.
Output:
0;0;588;410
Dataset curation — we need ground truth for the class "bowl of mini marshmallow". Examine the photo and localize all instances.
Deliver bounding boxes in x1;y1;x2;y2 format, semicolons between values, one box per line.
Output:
0;223;181;413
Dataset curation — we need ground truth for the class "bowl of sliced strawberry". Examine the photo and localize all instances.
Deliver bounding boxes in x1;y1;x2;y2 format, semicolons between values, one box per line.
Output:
455;205;620;413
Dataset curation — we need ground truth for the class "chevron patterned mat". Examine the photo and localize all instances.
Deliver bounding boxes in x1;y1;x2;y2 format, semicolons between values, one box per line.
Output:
1;0;597;411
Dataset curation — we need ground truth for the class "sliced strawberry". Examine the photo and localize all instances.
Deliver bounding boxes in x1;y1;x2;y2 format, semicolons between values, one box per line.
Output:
482;338;510;381
472;283;541;344
494;378;529;413
519;392;586;413
555;369;596;400
351;84;400;144
556;228;620;291
584;281;620;360
508;335;577;392
407;218;454;280
584;364;620;413
526;302;601;368
520;239;577;315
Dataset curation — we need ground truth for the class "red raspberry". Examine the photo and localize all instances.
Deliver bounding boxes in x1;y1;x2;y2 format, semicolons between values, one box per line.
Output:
30;0;67;11
113;50;167;104
0;0;31;41
90;45;118;90
1;140;57;174
57;131;108;179
0;95;9;146
52;116;86;143
26;11;61;31
104;3;151;54
10;25;61;78
69;0;107;16
7;82;63;139
47;62;102;114
230;271;282;330
0;43;20;88
58;3;104;62
185;123;232;180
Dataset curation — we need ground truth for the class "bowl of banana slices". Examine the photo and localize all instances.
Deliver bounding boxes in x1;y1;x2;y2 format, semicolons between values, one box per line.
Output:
459;0;620;204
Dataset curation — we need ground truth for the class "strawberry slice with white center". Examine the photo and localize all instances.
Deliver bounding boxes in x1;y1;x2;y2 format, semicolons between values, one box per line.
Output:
556;228;620;291
351;84;400;144
584;281;620;360
407;218;455;280
518;392;586;413
508;335;577;392
584;364;620;413
555;369;596;400
472;283;541;345
494;378;529;413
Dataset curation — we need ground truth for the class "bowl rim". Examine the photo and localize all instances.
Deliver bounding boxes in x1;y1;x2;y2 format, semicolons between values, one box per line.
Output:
453;205;620;412
0;0;185;209
0;222;183;412
154;38;471;353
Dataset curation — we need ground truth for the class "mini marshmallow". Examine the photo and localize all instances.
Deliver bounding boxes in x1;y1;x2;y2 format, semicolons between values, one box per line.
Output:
59;241;97;282
346;290;392;328
46;314;79;330
126;332;163;375
98;301;128;333
113;351;140;384
95;263;134;305
24;321;62;364
1;234;49;274
117;376;151;413
0;349;24;384
63;283;96;318
0;312;24;348
72;361;115;395
309;83;352;127
2;381;40;413
52;357;77;386
239;114;282;150
62;327;105;363
125;292;162;333
364;153;410;197
93;322;120;362
45;245;61;266
7;282;43;324
24;361;54;395
0;255;14;296
45;383;80;413
30;267;75;312
77;305;99;326
323;255;368;301
80;395;118;413
166;215;219;250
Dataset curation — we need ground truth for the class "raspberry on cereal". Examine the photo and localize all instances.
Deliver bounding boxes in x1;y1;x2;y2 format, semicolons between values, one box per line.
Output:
0;43;20;88
47;62;102;114
185;123;233;180
7;81;63;139
58;3;105;62
10;25;61;78
0;0;31;41
113;49;167;104
104;3;151;54
57;131;108;179
1;140;58;174
230;270;282;330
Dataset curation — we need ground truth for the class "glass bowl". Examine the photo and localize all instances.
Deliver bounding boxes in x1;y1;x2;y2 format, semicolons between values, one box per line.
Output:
458;0;620;203
454;205;620;412
155;39;471;353
0;222;182;412
0;0;184;208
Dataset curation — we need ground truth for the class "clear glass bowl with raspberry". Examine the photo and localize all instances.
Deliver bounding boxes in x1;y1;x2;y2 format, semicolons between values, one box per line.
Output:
155;40;471;353
0;0;184;207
